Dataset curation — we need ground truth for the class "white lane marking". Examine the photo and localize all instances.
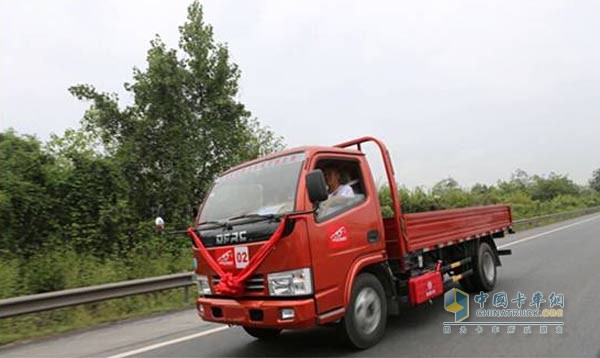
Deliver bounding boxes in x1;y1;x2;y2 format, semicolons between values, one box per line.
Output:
498;214;600;249
105;214;600;358
106;326;229;358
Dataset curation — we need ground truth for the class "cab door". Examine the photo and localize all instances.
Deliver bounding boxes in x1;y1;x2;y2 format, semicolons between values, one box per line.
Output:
305;154;385;315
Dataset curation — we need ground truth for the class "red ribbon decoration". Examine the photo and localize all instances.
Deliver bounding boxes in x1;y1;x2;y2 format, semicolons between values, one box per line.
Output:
187;216;288;296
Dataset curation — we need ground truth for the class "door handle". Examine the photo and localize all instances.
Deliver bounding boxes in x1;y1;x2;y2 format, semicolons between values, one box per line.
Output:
367;230;380;243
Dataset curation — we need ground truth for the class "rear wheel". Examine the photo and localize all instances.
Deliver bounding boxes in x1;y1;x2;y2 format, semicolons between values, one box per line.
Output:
459;275;475;292
339;273;387;349
242;326;282;340
463;241;497;292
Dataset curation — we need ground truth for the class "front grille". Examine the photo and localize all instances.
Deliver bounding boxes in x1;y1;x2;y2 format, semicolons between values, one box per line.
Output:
212;274;265;293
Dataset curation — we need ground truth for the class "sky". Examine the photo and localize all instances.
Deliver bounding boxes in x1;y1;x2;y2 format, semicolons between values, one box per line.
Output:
1;0;599;188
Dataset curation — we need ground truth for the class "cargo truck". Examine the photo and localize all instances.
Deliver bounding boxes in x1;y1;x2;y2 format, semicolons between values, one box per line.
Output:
168;136;512;348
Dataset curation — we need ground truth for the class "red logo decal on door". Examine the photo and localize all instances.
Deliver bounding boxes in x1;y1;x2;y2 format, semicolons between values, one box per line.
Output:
327;225;349;248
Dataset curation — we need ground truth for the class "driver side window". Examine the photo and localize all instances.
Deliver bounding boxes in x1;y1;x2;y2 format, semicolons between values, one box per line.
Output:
314;158;366;222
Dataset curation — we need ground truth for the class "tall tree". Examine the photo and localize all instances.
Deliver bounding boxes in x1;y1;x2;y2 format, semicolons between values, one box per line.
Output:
70;1;282;225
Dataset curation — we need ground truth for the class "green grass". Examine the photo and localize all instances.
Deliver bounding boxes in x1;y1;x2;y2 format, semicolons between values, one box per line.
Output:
0;241;194;346
0;242;192;300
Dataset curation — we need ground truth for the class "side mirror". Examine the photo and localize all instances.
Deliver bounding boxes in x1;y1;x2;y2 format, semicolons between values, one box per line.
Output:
155;216;165;232
306;169;329;203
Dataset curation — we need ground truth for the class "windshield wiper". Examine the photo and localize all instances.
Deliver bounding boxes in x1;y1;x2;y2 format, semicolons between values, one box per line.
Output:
197;220;227;228
197;214;280;229
225;213;280;223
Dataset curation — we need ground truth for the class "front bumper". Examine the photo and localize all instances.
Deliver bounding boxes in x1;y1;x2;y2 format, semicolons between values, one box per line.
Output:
196;296;316;329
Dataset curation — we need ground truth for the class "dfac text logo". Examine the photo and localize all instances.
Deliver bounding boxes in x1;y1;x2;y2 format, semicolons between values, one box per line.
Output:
444;288;469;322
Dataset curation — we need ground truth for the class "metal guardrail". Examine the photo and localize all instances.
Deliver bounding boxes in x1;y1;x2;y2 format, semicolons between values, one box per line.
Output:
2;206;599;319
0;272;194;319
512;206;600;225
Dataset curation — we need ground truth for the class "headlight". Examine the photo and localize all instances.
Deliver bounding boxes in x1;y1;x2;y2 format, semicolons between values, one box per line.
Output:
267;268;313;296
194;274;212;295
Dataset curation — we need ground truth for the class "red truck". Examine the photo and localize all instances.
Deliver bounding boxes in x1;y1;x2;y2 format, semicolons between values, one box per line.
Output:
181;136;512;348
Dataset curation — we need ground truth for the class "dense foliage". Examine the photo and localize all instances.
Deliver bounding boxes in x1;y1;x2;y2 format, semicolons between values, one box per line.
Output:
378;170;600;219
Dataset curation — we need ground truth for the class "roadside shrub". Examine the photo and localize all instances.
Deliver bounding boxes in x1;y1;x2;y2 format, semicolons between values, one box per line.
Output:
0;257;20;299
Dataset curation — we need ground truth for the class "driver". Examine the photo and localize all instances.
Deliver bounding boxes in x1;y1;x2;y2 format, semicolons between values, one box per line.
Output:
323;166;354;198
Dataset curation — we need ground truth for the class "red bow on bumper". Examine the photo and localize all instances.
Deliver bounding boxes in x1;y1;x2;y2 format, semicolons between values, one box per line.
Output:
186;217;288;297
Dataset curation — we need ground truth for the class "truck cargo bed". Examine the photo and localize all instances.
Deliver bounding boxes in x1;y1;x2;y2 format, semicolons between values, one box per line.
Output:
384;205;512;259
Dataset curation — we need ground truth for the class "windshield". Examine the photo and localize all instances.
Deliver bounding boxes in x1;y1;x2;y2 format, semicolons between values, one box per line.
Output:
199;152;306;222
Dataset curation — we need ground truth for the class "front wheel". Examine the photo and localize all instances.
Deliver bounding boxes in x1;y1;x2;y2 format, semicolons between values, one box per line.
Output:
339;273;387;349
242;326;282;340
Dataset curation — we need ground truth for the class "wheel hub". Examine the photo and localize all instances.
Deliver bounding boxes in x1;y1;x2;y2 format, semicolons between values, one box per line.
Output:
354;287;382;335
482;250;495;283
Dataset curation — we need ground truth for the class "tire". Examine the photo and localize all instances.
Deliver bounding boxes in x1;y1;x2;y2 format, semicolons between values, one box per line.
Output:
464;241;497;292
459;275;475;292
242;326;282;340
339;273;387;349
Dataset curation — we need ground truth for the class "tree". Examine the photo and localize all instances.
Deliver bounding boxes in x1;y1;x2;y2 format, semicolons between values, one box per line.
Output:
497;169;531;195
46;129;133;256
471;183;491;195
70;1;283;226
590;169;600;193
0;130;55;255
432;177;459;194
529;172;580;202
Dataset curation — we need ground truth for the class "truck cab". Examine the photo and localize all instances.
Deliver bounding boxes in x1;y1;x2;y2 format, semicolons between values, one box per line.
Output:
194;144;386;313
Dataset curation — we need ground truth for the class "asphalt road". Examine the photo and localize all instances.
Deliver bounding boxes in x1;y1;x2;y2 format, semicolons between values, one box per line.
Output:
2;213;600;357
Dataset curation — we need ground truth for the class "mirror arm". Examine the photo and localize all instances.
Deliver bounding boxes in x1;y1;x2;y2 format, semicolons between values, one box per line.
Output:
285;203;321;219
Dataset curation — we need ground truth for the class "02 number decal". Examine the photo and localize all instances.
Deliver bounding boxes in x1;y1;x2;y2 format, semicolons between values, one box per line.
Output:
234;246;249;269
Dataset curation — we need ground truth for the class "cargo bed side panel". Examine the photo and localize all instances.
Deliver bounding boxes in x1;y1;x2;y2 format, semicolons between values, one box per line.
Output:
404;205;511;252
